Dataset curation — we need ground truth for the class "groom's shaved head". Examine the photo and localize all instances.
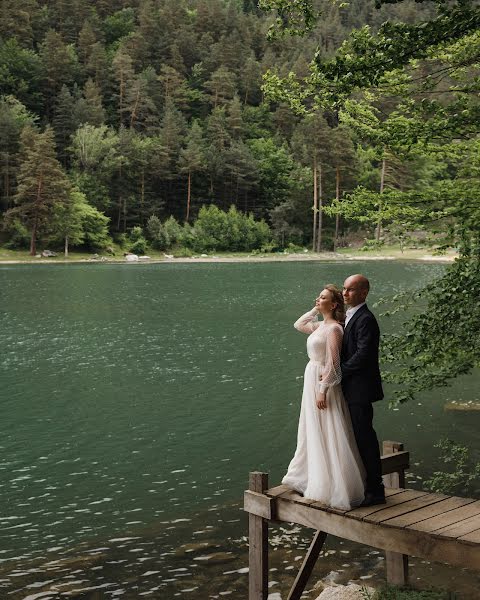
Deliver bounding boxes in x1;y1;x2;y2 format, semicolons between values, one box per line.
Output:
343;274;370;307
349;274;370;291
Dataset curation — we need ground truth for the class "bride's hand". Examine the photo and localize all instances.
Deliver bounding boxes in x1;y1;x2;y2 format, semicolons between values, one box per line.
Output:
316;392;327;410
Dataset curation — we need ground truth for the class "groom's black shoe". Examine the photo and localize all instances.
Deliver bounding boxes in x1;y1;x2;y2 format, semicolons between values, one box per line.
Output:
359;492;386;507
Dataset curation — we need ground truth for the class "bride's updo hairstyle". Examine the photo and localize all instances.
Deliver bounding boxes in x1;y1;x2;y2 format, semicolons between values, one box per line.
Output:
324;284;345;324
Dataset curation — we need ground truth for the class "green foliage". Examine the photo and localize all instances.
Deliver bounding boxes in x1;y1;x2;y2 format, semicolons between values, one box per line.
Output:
163;216;183;246
188;204;272;252
258;0;318;39
424;439;480;497
103;9;136;46
146;215;170;250
128;225;148;254
368;584;451;600
359;238;384;251
0;39;42;110
380;254;480;404
3;218;30;249
80;203;111;251
5;125;71;255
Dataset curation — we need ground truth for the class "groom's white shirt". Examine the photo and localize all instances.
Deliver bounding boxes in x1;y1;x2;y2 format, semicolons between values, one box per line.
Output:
345;302;366;327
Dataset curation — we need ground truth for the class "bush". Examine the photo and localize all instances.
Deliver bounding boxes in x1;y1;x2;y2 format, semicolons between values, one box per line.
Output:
192;205;228;251
146;215;170;250
163;216;183;246
188;204;272;252
3;218;30;249
130;237;148;255
360;238;385;251
128;226;148;255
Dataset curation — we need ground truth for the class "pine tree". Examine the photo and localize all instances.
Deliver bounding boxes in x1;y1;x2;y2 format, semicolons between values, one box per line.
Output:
86;42;109;91
40;29;77;119
5;126;71;255
124;72;159;132
53;84;77;166
159;99;186;177
204;65;237;108
227;94;243;139
0;96;35;212
112;47;135;127
179;120;206;221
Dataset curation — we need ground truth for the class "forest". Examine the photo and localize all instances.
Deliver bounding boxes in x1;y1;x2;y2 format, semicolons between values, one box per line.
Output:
1;0;468;257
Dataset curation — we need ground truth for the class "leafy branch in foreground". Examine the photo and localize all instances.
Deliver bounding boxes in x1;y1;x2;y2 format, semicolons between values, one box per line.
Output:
424;439;480;497
381;254;480;405
262;1;480;113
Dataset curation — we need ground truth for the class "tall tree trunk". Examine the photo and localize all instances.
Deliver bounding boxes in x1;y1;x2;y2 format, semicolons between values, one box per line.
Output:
334;165;340;253
119;71;124;127
5;153;11;209
376;156;386;241
30;215;38;256
64;235;69;258
316;163;323;253
31;175;43;256
186;170;191;222
123;196;127;233
140;167;145;225
312;154;317;252
117;163;123;231
130;89;140;128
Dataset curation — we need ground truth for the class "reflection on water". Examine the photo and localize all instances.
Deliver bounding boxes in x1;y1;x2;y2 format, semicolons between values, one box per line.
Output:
0;261;479;598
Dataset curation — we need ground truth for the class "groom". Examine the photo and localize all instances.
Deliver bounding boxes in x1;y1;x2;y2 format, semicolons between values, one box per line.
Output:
341;274;385;507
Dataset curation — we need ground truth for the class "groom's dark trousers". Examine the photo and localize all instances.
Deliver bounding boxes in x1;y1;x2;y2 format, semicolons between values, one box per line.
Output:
341;304;384;497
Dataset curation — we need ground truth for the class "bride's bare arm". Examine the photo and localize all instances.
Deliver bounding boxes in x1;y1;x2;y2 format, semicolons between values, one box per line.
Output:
294;308;320;334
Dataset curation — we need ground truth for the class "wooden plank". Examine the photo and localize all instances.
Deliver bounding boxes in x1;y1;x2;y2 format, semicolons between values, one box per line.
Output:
309;500;349;515
459;529;480;544
433;513;480;538
408;500;480;533
279;489;317;506
287;531;327;600
347;490;428;520
274;497;480;570
266;484;291;498
386;496;477;528
366;493;449;524
244;490;275;520
381;451;410;476
385;487;407;497
248;472;268;600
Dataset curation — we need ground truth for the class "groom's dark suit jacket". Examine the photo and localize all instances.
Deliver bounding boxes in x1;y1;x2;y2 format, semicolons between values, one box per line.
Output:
341;304;383;405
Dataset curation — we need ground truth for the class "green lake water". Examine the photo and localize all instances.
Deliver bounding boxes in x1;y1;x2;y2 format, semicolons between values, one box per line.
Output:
1;261;479;599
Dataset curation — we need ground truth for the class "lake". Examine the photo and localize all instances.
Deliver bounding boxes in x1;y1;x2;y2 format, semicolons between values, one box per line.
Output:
1;260;479;599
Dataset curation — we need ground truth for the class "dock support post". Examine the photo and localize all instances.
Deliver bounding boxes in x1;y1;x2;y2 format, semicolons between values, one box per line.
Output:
287;530;327;600
248;471;269;600
383;441;409;586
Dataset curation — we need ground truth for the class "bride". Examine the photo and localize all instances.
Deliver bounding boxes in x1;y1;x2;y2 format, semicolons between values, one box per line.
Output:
282;284;366;510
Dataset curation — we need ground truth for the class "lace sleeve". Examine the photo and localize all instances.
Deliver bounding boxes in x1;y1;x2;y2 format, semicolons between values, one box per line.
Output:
294;308;320;334
319;324;343;393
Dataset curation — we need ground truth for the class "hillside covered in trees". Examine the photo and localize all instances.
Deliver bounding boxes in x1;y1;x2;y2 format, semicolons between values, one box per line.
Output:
0;0;446;255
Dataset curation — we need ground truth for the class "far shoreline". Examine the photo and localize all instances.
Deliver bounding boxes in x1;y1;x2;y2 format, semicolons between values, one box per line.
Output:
0;249;458;265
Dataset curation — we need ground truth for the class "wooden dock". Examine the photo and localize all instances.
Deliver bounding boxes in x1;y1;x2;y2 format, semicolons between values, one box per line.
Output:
244;441;480;600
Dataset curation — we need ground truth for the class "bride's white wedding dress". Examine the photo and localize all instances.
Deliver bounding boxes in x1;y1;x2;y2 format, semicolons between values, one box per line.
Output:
282;308;366;510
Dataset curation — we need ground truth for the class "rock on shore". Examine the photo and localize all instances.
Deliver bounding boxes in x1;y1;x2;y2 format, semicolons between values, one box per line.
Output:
316;583;375;599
